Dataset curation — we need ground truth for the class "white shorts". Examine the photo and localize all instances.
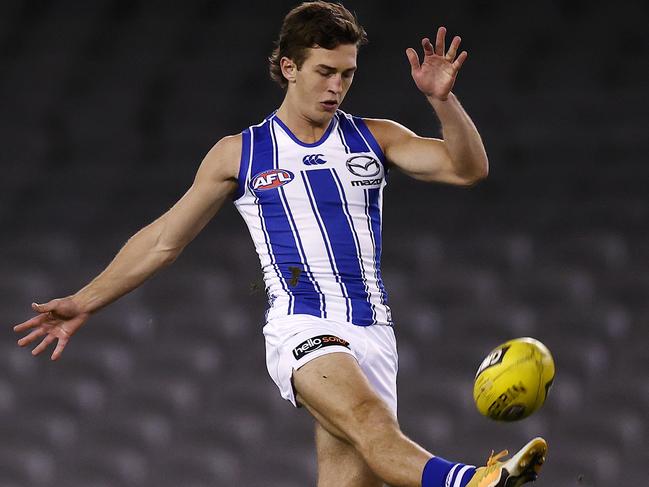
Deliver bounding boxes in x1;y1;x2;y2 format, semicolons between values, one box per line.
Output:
263;314;399;413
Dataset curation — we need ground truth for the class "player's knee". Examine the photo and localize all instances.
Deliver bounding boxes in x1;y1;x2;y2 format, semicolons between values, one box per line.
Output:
349;397;394;425
345;397;400;446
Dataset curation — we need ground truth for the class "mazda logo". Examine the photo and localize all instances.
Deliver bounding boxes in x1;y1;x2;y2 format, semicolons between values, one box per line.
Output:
345;156;380;177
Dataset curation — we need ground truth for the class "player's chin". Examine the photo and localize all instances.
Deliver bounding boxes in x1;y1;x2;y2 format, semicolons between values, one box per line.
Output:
313;106;337;125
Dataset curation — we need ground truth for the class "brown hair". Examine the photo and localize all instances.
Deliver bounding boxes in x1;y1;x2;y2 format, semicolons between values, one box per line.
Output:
269;1;368;89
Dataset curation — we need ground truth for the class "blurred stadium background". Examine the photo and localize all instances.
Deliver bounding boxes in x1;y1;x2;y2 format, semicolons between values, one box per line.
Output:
1;0;648;486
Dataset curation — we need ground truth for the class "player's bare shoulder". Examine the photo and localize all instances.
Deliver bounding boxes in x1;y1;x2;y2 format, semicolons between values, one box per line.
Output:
199;134;243;184
361;118;418;154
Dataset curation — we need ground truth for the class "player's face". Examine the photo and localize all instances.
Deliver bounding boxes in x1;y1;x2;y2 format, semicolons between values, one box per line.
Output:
293;43;358;124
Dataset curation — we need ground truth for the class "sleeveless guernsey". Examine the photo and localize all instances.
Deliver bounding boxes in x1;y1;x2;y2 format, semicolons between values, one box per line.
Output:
233;110;392;327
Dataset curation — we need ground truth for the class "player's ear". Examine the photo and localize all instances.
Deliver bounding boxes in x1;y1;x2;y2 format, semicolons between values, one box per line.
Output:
280;56;298;84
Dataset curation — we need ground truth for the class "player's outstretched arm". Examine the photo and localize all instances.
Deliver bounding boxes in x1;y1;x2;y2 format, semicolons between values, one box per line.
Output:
367;26;488;186
13;135;241;360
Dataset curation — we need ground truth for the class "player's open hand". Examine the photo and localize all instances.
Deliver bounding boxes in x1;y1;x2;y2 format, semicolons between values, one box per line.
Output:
406;26;468;101
13;297;90;360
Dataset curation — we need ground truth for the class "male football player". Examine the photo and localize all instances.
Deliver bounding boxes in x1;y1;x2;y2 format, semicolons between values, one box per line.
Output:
14;2;547;486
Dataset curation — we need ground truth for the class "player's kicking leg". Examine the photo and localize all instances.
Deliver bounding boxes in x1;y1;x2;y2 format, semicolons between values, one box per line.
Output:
294;352;432;486
293;352;547;487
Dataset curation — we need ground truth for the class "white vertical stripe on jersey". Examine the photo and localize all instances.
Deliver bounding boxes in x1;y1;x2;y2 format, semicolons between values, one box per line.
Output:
363;189;390;325
269;119;326;318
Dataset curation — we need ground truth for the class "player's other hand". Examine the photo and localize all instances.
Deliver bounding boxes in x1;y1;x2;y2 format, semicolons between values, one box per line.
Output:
406;26;468;101
13;297;90;360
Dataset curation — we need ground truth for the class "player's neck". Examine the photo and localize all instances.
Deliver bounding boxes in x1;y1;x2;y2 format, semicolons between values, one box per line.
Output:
275;99;333;145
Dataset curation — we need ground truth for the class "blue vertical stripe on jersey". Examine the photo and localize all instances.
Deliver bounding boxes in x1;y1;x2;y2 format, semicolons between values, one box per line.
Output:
233;128;252;200
301;171;351;322
306;169;374;326
269;121;325;317
363;189;381;310
251;121;294;314
331;169;376;325
365;188;389;315
352;116;387;167
337;112;370;153
335;114;351;153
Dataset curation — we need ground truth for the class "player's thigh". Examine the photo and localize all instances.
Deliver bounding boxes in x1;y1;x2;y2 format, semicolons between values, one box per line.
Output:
293;352;398;444
315;422;382;487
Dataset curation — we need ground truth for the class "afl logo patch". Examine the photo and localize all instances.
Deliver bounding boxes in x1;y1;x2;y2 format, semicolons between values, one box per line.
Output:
346;155;380;177
250;169;295;191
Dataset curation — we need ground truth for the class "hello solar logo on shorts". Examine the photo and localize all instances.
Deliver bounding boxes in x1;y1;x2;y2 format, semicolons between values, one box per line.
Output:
292;335;350;360
250;169;295;192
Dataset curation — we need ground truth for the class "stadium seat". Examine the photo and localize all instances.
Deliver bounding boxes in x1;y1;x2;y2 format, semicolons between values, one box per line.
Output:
150;442;242;486
0;446;55;486
114;373;203;419
20;376;108;418
86;412;174;453
57;444;149;486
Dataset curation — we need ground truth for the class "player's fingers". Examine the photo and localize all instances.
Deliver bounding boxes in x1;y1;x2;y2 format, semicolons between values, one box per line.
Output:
446;35;461;60
31;334;56;356
13;313;50;332
421;37;435;57
453;51;468;70
435;26;446;56
32;301;55;313
17;327;47;347
51;336;69;361
405;48;420;71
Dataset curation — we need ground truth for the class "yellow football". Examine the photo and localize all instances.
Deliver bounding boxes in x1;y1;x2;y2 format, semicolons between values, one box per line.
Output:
473;337;555;421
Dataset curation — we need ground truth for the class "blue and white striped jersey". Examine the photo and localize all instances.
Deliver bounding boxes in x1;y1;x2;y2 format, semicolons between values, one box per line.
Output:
233;110;393;327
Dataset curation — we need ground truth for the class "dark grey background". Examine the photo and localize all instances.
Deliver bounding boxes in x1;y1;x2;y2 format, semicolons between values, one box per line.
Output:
1;1;648;486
